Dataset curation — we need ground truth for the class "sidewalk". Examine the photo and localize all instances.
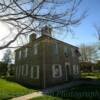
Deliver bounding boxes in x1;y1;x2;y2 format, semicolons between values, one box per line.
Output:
11;79;100;100
11;91;44;100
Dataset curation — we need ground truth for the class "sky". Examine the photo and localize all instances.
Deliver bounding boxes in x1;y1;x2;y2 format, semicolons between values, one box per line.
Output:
0;0;100;60
62;0;100;46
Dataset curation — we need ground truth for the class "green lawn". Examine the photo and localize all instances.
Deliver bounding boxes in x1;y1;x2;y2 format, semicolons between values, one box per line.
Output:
81;72;100;79
0;78;36;100
31;95;63;100
31;84;100;100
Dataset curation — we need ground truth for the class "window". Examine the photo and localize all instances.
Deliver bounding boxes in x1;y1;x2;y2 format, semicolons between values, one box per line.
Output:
25;64;28;77
73;65;78;74
34;43;38;55
64;47;69;57
55;43;58;54
52;64;62;78
71;48;75;57
18;50;21;59
50;43;58;55
65;62;70;80
31;65;39;79
25;48;28;57
76;65;79;74
21;65;24;76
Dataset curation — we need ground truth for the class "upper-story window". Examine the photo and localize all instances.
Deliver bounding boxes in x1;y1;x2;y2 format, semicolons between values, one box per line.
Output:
55;43;59;55
18;50;21;59
34;43;38;55
52;64;62;78
25;48;28;57
71;48;75;57
50;43;58;55
64;47;69;57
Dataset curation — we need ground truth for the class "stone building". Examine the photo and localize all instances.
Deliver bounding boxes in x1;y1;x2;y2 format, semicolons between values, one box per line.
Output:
15;26;80;88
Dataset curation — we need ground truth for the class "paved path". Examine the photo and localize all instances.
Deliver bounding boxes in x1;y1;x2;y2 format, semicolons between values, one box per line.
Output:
11;91;44;100
11;79;100;100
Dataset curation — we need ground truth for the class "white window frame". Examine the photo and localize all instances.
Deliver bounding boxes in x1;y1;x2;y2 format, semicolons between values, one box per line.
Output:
55;42;58;54
52;64;62;78
76;65;79;74
65;62;70;81
21;65;24;76
18;50;21;59
31;65;39;79
71;48;75;57
25;64;28;77
34;43;38;55
73;65;78;74
25;48;28;58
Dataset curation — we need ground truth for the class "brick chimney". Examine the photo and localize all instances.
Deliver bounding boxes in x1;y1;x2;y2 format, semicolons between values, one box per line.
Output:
29;33;36;42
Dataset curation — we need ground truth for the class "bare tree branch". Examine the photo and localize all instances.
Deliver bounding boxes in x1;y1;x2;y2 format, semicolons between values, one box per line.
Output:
0;0;86;50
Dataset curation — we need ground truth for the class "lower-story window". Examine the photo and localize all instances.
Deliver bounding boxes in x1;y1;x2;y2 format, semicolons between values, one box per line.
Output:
31;65;39;79
52;64;62;78
73;64;79;74
21;65;24;76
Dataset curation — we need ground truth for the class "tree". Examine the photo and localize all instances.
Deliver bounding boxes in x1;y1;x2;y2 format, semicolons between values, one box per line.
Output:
0;62;7;76
94;24;100;50
79;44;98;62
2;49;12;64
94;24;100;41
0;0;86;49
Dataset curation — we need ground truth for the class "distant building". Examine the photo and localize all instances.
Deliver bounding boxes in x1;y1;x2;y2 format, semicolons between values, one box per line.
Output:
15;26;80;88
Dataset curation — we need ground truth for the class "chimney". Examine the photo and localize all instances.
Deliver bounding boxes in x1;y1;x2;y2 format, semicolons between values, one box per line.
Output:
29;33;36;42
41;25;52;37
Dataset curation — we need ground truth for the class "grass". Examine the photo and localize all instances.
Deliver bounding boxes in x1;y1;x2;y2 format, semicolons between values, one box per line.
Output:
81;72;100;79
30;95;64;100
31;84;100;100
0;78;36;100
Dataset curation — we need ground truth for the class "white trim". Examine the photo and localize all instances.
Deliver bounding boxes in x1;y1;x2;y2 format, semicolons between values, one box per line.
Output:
71;48;75;57
64;47;68;54
25;48;28;58
55;42;58;54
18;50;21;59
65;62;70;81
21;65;24;76
34;43;38;55
73;65;78;75
25;64;28;77
52;64;62;78
31;67;33;79
30;65;39;79
76;65;79;74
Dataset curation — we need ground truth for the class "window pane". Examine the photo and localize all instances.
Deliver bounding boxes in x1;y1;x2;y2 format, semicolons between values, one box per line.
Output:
30;65;39;79
34;44;38;55
52;64;62;78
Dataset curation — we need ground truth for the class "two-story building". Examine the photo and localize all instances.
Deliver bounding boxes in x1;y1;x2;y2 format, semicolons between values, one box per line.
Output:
15;26;80;88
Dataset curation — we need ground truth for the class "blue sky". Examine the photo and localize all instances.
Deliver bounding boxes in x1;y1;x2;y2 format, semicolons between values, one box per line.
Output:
0;0;100;60
56;0;100;46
